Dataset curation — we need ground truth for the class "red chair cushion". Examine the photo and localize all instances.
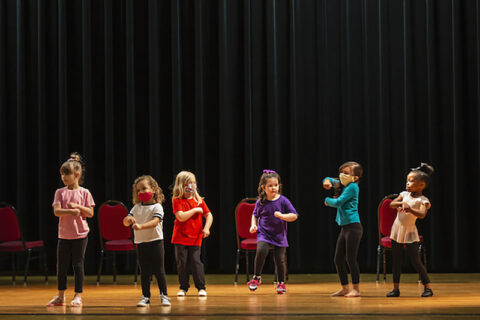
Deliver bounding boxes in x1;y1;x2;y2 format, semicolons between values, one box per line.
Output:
240;238;257;250
104;239;135;251
0;206;21;242
236;202;257;240
379;199;397;237
0;240;44;252
99;203;131;241
381;235;424;249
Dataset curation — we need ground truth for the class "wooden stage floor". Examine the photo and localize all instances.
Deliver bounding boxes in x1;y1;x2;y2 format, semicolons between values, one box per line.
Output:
0;273;478;319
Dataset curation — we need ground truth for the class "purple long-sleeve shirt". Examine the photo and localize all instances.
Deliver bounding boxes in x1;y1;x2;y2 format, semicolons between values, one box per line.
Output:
253;195;298;247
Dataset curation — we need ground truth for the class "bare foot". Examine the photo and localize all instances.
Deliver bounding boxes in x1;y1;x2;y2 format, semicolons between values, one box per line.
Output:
345;289;360;297
331;289;349;297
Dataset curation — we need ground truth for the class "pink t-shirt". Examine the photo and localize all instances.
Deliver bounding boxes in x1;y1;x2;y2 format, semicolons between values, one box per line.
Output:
52;187;95;239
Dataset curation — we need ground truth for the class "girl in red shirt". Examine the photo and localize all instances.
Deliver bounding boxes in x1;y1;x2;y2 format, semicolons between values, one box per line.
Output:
171;171;213;296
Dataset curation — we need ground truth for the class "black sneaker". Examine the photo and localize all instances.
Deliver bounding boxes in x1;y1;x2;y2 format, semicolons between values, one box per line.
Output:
421;288;433;297
386;289;400;297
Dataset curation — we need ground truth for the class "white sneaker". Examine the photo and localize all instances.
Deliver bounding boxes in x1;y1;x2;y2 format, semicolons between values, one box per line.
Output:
177;289;186;297
198;289;207;296
160;294;171;306
136;296;150;307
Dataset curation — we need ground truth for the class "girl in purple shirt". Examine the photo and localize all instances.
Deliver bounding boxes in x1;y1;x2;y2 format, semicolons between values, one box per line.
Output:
247;170;298;294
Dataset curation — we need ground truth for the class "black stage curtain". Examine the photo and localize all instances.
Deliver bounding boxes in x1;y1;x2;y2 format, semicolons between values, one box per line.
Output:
0;0;479;275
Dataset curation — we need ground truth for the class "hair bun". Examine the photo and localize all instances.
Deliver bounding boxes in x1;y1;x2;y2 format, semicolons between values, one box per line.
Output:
415;162;434;176
69;152;83;164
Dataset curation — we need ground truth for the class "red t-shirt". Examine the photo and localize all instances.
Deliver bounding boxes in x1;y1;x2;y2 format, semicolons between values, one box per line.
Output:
171;197;211;246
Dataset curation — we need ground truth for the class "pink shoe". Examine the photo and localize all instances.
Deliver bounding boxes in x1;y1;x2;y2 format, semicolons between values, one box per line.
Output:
247;277;261;291
276;283;286;294
46;296;65;307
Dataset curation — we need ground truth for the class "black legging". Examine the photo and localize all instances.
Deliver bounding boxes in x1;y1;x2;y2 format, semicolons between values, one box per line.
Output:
138;239;168;297
253;241;286;283
391;240;430;285
334;223;363;285
57;237;88;293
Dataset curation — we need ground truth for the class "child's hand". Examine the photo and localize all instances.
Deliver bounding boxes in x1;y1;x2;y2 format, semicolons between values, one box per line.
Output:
125;216;136;226
71;208;81;216
202;228;210;238
402;203;411;212
132;223;143;231
249;225;257;233
274;211;283;219
323;180;332;190
324;201;328;207
69;203;79;209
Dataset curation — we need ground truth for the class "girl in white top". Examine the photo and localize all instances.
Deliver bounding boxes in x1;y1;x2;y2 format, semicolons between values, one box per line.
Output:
387;163;434;298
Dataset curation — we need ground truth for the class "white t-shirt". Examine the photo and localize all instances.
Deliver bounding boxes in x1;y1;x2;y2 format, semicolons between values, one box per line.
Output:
390;191;430;243
129;203;164;244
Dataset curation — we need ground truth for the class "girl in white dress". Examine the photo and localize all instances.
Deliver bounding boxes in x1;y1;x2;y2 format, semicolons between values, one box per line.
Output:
387;163;434;298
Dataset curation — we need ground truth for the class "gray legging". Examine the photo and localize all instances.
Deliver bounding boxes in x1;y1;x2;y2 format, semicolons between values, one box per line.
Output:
253;241;286;283
334;223;363;285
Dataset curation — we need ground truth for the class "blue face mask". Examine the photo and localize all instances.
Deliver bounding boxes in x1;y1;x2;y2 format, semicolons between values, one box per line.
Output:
185;183;197;194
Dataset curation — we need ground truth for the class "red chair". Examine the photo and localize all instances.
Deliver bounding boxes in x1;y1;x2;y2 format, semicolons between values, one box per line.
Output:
0;202;48;283
376;194;427;282
97;200;138;283
234;198;285;284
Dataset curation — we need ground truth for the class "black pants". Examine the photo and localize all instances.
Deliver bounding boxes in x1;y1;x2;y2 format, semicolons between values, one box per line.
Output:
334;223;363;286
138;240;168;297
57;237;88;292
174;244;205;291
391;240;430;285
253;241;286;283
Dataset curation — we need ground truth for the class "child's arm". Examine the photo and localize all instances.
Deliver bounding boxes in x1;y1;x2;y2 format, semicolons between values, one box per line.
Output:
403;202;430;219
250;215;258;233
53;204;81;217
174;207;203;222
324;184;356;208
389;195;404;209
274;211;298;222
123;215;136;227
69;203;94;218
202;212;213;238
133;217;161;230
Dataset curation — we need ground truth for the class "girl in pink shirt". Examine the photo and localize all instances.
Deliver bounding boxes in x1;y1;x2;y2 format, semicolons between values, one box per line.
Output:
46;153;95;307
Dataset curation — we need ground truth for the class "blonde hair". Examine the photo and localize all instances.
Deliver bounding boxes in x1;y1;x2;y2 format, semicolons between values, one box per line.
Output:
172;171;203;204
60;152;85;184
132;175;165;205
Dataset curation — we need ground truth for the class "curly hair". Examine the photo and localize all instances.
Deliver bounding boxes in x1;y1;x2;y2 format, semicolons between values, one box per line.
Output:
132;175;165;205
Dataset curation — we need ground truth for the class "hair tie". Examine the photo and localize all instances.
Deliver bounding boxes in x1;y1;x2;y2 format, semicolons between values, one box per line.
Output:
67;158;76;162
263;169;277;174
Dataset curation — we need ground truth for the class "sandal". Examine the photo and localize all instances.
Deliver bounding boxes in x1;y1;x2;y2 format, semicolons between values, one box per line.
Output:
70;296;83;307
46;296;65;307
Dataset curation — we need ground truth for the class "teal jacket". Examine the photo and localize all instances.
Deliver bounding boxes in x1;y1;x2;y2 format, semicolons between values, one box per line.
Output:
324;177;360;226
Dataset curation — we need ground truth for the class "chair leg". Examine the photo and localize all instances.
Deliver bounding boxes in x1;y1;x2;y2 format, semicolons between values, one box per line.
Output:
383;248;387;281
24;249;32;284
42;248;48;282
97;250;104;283
245;250;250;283
234;249;240;284
376;245;381;282
11;253;16;283
112;252;117;283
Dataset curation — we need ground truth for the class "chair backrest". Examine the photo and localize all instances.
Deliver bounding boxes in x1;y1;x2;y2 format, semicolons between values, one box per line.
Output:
0;203;21;242
97;200;131;241
377;194;399;242
235;198;257;246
